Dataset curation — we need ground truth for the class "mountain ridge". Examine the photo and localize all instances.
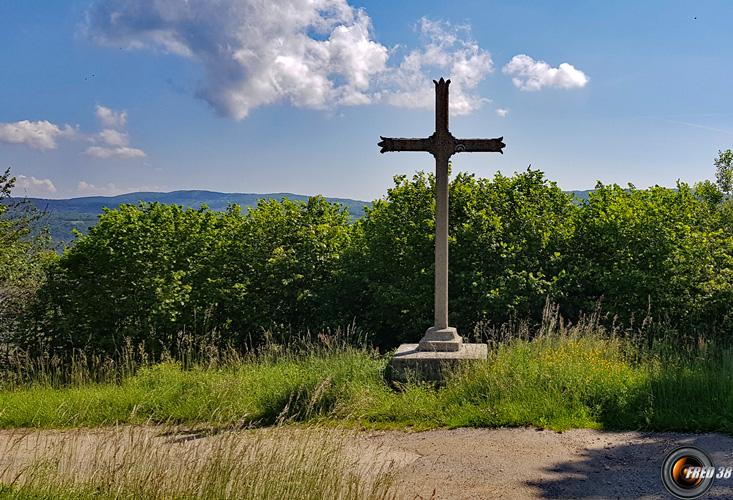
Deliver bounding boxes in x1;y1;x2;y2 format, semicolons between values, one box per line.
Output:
6;190;373;247
6;189;594;247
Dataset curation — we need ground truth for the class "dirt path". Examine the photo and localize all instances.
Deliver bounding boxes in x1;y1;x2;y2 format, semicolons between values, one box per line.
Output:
1;426;732;499
360;427;733;498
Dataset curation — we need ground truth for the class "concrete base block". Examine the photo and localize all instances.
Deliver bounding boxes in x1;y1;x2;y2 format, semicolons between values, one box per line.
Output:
418;326;462;352
388;343;488;383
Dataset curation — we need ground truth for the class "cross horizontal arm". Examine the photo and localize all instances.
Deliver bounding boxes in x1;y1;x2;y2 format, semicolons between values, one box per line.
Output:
378;136;433;154
453;137;506;154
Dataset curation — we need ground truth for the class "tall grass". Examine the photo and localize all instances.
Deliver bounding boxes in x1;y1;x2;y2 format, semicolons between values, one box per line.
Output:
0;316;731;433
0;426;396;499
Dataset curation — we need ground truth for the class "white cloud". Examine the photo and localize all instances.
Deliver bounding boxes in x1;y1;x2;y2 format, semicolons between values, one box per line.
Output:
77;180;161;196
86;0;389;120
0;107;144;159
98;128;129;146
77;181;124;196
379;18;494;116
495;108;509;118
85;145;146;159
0;120;76;150
85;3;494;118
502;54;588;91
88;105;146;159
14;175;57;195
95;105;127;128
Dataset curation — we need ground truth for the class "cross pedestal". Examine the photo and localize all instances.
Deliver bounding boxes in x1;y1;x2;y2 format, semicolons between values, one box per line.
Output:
378;78;505;382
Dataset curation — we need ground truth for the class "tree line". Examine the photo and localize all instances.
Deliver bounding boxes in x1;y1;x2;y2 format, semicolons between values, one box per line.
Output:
2;150;733;354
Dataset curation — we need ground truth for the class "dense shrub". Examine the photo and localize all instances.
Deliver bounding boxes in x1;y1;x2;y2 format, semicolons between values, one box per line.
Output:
33;203;223;352
32;197;351;353
564;182;733;338
206;197;351;342
0;169;55;346
343;170;576;346
14;168;733;354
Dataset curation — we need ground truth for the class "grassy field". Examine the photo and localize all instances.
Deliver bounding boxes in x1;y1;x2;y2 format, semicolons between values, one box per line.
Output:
1;326;731;433
1;321;732;498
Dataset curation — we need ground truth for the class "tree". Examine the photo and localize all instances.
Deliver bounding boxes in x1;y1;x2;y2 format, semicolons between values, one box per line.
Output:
34;197;352;353
694;179;724;207
0;168;55;346
343;169;577;347
714;149;733;196
564;181;733;339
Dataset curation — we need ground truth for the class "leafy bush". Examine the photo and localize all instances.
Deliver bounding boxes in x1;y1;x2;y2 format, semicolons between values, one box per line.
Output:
15;167;733;353
564;182;733;339
33;197;351;353
343;169;576;346
206;197;351;343
0;169;55;346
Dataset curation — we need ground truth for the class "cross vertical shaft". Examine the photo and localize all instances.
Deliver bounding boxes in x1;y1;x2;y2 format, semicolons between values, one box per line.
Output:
435;151;449;329
434;79;450;330
378;77;505;352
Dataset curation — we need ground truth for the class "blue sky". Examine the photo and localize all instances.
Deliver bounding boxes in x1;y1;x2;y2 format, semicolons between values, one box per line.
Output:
1;1;731;200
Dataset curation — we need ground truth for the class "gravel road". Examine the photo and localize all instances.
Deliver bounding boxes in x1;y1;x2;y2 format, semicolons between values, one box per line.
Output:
2;426;732;499
359;427;733;499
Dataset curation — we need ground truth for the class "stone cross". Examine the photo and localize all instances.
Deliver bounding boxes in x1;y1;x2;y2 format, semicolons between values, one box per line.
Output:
378;77;505;352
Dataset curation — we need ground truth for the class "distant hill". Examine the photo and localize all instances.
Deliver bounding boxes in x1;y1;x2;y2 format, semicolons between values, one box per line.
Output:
4;188;595;248
4;190;371;247
567;190;592;201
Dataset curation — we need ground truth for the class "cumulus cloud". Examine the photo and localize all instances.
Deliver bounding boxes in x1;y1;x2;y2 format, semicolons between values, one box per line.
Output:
502;54;588;91
87;105;146;159
495;108;508;118
0;106;145;160
85;2;494;118
379;18;494;116
85;145;146;159
77;181;124;196
14;175;57;195
86;0;389;119
95;105;127;128
98;128;129;146
77;180;161;196
0;120;76;150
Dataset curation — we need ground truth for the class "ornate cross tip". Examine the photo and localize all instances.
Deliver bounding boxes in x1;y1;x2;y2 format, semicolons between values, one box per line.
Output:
486;136;506;154
378;136;389;154
433;77;451;86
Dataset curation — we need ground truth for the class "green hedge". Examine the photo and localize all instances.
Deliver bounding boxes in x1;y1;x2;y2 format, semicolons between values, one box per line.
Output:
16;169;733;352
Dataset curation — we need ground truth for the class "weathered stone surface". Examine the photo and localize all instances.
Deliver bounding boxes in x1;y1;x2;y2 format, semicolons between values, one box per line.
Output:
389;343;488;383
418;326;462;352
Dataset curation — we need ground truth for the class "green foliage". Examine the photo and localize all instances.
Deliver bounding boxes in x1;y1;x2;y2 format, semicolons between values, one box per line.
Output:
210;197;351;342
10;190;369;247
564;182;733;337
714;149;733;195
34;203;222;352
10;166;733;352
0;168;55;345
32;197;351;353
344;169;575;346
694;179;724;207
448;170;575;329
342;171;733;345
0;332;731;434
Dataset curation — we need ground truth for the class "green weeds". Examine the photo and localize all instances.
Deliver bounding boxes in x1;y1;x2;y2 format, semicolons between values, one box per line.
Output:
1;328;730;433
